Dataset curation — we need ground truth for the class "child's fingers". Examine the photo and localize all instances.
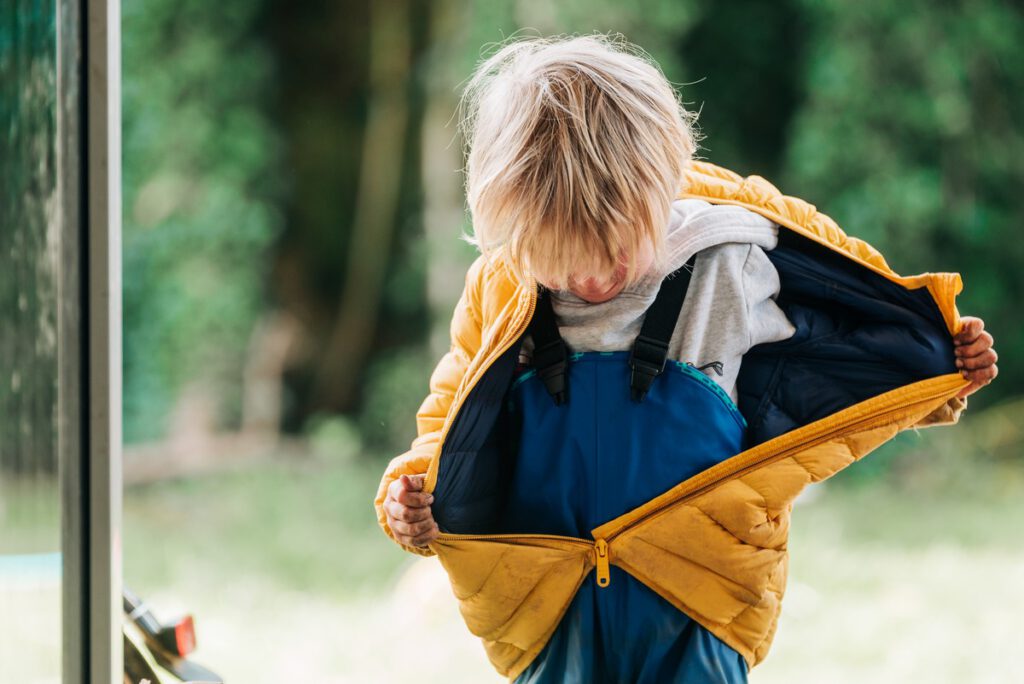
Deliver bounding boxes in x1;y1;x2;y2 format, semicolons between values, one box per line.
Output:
389;516;437;540
387;477;434;507
409;525;440;547
954;331;993;358
957;364;998;398
400;473;425;490
954;316;984;343
385;498;434;523
954;362;1003;401
957;349;998;371
385;477;439;546
395;487;434;508
962;364;998;384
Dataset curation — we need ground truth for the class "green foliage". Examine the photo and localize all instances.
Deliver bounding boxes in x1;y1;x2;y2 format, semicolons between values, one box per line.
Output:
680;0;806;177
122;0;283;442
358;346;436;454
119;0;1021;452
0;3;59;473
454;0;699;99
782;0;1023;406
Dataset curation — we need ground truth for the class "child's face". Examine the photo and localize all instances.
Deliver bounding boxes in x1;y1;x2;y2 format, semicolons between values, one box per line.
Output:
537;241;655;303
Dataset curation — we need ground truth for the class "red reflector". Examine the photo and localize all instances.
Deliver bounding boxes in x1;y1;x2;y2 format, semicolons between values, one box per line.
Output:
174;615;196;656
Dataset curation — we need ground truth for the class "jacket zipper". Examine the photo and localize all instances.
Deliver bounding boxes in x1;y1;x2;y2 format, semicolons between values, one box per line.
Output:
594;538;611;587
596;375;963;545
434;531;593;546
432;374;963;588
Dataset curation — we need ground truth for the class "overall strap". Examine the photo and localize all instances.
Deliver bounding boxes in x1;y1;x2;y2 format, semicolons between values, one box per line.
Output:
526;252;698;406
629;254;698;402
528;286;569;405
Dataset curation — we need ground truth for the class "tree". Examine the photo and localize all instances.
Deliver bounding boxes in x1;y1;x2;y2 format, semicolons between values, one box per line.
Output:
782;0;1023;407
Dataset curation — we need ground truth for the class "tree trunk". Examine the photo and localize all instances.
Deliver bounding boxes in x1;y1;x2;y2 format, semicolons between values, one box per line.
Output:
313;0;412;411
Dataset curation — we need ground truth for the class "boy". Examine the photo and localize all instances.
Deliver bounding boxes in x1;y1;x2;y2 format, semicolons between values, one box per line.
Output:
375;34;997;682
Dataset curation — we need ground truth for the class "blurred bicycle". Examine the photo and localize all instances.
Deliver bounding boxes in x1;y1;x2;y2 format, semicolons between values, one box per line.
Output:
123;586;222;684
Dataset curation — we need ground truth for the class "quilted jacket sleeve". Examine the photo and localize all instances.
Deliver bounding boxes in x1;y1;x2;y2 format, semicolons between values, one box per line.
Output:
373;255;486;557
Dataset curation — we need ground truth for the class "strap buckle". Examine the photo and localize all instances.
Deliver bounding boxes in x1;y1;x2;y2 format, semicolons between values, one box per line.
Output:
533;338;568;405
628;334;669;402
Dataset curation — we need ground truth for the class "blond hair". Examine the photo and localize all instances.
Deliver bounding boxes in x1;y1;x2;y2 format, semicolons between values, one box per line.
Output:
458;32;699;289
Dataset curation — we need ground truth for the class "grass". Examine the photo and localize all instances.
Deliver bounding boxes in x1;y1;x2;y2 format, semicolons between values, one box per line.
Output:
0;476;60;554
5;419;1021;683
124;455;406;601
754;477;1024;683
2;381;1018;683
1;478;62;684
116;448;1024;684
122;455;497;683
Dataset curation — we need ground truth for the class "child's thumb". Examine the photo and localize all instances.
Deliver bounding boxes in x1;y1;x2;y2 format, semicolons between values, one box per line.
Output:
399;473;424;491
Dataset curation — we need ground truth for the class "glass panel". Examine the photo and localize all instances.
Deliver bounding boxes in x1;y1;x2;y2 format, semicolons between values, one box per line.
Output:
0;3;63;683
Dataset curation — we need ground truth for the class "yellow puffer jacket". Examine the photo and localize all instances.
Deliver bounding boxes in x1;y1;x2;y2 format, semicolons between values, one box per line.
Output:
374;161;969;680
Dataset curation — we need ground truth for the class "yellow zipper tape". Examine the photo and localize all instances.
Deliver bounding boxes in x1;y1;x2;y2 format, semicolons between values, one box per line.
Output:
591;372;968;541
432;372;966;551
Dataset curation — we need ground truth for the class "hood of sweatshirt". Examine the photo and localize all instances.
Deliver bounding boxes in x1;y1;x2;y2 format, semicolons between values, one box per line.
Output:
550;197;780;304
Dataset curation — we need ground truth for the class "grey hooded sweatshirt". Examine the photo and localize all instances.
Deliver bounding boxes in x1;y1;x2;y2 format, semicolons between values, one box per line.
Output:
520;198;797;404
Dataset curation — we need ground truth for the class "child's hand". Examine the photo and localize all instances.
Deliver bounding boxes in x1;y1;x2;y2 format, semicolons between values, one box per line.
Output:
384;473;439;548
954;316;998;399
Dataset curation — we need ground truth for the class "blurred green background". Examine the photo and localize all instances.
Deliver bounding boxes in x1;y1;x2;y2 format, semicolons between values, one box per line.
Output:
116;0;1024;681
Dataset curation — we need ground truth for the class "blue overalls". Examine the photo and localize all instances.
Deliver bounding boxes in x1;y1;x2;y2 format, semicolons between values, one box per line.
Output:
500;257;751;683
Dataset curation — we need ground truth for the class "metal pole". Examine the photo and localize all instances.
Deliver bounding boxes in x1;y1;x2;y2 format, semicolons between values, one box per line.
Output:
86;0;121;680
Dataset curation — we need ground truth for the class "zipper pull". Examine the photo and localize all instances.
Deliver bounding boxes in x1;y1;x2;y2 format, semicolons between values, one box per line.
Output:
594;538;611;588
